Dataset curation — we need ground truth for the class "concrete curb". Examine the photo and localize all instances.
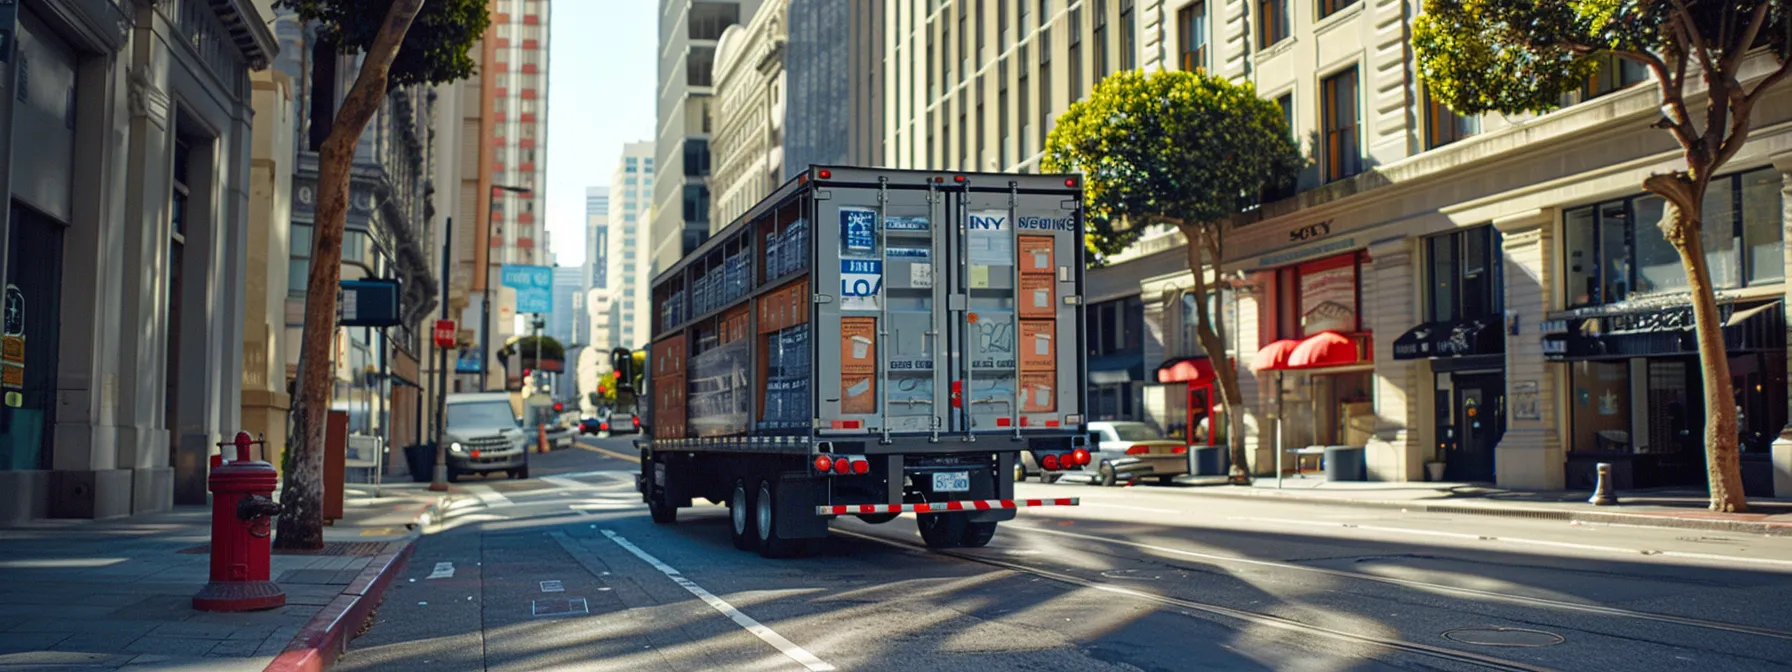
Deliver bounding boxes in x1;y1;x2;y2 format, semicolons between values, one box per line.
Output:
264;494;446;672
1171;487;1792;537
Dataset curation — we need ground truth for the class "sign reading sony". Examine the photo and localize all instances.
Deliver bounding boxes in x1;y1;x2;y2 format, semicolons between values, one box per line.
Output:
1288;220;1333;243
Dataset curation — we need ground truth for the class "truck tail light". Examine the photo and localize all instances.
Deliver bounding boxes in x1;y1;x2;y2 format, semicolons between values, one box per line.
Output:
1071;448;1091;466
1172;446;1188;455
834;458;852;474
1041;454;1060;471
851;459;870;474
600;422;610;431
814;455;833;473
633;417;641;428
1125;445;1149;456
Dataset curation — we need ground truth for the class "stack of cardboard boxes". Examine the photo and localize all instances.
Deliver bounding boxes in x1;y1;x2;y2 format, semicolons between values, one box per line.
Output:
1017;236;1057;422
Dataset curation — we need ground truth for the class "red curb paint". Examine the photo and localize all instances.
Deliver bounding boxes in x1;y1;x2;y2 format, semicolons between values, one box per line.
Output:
264;539;416;672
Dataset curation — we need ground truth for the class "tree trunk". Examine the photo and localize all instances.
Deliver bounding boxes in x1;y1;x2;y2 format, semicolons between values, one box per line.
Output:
274;0;430;551
1648;177;1750;513
1181;224;1252;485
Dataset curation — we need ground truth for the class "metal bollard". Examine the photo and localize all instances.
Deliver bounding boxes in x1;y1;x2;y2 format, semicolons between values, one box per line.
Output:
1588;462;1618;506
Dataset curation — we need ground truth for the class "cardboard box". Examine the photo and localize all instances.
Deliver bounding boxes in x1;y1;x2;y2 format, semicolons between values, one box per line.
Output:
841;372;877;415
723;305;750;344
1018;319;1056;372
841;317;878;373
792;278;810;325
654;336;684;377
1019;276;1055;318
1018;236;1055;275
1020;371;1056;413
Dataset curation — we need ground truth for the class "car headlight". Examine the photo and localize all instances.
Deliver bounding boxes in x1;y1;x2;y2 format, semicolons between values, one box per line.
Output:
449;442;465;454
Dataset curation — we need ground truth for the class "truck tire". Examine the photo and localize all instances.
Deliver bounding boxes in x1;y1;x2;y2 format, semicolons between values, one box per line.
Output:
960;521;997;548
755;480;805;558
917;511;967;549
648;493;677;524
729;480;758;551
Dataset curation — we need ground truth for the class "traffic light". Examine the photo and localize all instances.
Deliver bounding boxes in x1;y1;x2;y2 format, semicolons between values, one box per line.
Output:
613;370;622;380
522;368;532;377
553;402;564;413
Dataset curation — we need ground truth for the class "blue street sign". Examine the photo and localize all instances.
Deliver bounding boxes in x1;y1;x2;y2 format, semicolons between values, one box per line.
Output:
501;264;554;314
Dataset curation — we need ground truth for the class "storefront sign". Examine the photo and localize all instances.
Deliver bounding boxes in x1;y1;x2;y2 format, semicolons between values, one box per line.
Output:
1288;220;1333;243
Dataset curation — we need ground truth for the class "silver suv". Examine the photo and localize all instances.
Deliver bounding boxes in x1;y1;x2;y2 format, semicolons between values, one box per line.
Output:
443;393;530;481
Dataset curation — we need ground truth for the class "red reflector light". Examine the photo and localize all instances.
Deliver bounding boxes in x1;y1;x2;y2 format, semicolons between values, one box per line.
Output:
600;422;609;430
954;174;966;183
1045;420;1061;427
1125;445;1149;456
1072;448;1091;466
818;169;832;179
996;417;1012;427
852;459;870;475
1041;454;1060;471
1172;446;1188;455
814;455;833;473
1065;178;1077;187
634;417;641;427
834;458;852;474
470;450;481;458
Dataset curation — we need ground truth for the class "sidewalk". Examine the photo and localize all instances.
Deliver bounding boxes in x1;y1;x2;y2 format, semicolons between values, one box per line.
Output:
0;482;451;671
1167;475;1792;536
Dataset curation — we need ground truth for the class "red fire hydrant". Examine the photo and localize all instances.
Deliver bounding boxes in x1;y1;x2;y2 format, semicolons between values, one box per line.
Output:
193;432;286;612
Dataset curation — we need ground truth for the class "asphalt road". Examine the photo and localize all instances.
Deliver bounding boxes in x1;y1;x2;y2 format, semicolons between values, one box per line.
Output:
340;435;1792;671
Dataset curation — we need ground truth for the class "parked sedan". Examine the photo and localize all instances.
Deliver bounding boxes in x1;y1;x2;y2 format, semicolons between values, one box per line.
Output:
1086;421;1188;486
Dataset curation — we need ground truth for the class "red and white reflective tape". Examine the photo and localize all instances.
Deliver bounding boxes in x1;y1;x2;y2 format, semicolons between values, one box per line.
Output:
816;498;1079;516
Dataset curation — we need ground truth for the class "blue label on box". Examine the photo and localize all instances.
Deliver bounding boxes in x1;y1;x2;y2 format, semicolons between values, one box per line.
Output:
842;208;876;252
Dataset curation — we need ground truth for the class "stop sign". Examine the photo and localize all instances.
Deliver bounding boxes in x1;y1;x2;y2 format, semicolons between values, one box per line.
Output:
433;319;456;348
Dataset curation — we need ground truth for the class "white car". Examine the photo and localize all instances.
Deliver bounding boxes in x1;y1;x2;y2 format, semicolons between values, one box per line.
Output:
1084;421;1188;486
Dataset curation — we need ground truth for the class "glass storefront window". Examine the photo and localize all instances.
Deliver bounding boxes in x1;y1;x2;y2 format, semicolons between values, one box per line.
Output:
1564;207;1596;307
1742;168;1784;285
1428;234;1454;322
1633;196;1686;295
1426;225;1501;321
1600;201;1632;302
1568;361;1631;453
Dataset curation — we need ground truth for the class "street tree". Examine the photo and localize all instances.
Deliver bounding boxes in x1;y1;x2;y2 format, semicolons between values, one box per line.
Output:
277;0;492;550
1413;0;1791;512
1044;70;1302;484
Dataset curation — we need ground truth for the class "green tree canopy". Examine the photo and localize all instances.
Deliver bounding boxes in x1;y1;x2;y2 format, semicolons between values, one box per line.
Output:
1043;69;1301;260
277;0;492;88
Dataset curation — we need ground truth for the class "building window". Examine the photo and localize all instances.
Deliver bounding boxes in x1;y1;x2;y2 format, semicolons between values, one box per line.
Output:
1119;0;1135;71
289;224;312;296
1318;0;1357;19
683;139;711;177
1000;0;1010;50
1178;2;1206;72
681;184;710;224
1258;0;1288;48
1039;26;1052;150
688;47;716;87
1425;89;1479;149
1068;6;1082;99
1567;54;1649;106
688;2;739;40
1179;290;1224;357
1564;168;1784;308
1018;46;1031;157
998;62;1010;168
1321;67;1361;182
976;0;986;64
1087;296;1144;357
1426;226;1502;323
1257;92;1297;202
958;0;967;83
1092;0;1108;81
976;79;986;169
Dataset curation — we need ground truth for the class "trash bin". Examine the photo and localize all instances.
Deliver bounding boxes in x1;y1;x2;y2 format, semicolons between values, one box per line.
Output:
1192;445;1230;476
1323;445;1366;482
403;444;436;483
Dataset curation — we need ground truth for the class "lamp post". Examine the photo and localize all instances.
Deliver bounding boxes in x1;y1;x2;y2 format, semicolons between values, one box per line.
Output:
479;184;532;391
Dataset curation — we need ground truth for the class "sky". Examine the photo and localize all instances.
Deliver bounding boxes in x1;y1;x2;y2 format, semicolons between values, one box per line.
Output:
544;0;657;268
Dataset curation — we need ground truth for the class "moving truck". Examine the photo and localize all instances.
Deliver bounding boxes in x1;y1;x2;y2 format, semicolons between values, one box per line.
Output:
638;166;1088;557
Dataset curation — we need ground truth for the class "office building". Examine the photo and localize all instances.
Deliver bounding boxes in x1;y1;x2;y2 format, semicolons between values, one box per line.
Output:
609;142;657;350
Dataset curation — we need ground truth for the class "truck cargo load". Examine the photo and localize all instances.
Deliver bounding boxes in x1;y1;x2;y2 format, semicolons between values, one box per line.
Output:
637;166;1089;557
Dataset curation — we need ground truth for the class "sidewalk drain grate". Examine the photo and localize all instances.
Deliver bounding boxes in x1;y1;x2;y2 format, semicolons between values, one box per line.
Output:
1441;627;1565;648
532;597;589;617
179;542;387;557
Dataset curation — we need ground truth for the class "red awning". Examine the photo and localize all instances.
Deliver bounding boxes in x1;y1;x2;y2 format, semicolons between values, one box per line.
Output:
1156;357;1217;384
1288;331;1360;369
1251;339;1302;372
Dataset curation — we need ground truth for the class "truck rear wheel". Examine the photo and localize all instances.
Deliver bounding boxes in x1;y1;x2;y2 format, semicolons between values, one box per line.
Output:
648;493;677;524
917;512;967;549
755;480;806;558
729;480;758;551
960;521;997;547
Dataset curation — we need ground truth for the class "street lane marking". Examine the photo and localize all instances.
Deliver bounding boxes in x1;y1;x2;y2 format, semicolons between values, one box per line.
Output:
540;580;564;593
600;530;836;671
427;562;454;579
1003;523;1792;641
542;476;587;490
464;484;514;508
574;442;641;463
1083;502;1179;514
1224;515;1792;569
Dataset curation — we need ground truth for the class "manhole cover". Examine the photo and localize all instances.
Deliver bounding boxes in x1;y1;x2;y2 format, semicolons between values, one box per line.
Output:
1442;627;1565;647
532;597;589;618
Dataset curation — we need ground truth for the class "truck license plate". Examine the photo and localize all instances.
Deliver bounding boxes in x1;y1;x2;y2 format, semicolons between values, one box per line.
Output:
932;471;970;492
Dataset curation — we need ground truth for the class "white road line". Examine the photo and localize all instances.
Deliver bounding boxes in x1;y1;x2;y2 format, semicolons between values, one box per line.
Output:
1223;515;1792;568
463;484;515;508
1083;502;1180;514
427;562;454;579
600;530;836;671
542;476;587;490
